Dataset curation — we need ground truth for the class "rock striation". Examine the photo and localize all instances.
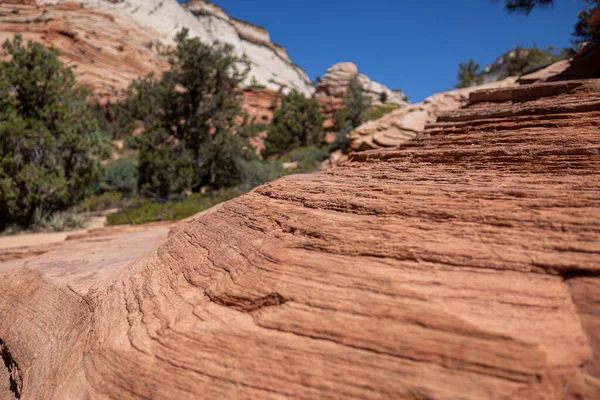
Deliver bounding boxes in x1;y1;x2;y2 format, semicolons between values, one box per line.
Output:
316;62;409;107
0;76;599;399
0;2;167;101
0;0;313;97
349;77;518;151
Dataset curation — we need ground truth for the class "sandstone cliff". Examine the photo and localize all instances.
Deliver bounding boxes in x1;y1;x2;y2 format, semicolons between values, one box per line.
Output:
0;76;599;399
0;0;313;97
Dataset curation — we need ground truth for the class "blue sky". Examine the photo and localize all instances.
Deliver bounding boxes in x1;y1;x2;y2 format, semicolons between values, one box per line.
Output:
185;0;588;102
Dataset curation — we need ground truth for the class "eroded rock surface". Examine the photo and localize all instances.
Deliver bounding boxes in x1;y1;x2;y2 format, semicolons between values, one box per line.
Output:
349;77;518;151
0;78;598;399
0;0;312;99
316;62;409;107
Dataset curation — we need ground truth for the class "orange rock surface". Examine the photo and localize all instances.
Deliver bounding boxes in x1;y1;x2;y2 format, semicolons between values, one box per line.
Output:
0;2;167;102
0;77;599;399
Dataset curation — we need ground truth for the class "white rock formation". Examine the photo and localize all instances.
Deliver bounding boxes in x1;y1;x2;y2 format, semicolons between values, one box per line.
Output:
41;0;313;95
315;62;408;107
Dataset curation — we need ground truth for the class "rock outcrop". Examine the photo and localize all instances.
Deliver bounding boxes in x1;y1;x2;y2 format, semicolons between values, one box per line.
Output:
349;77;518;151
0;0;313;97
0;76;599;399
316;62;409;107
0;2;167;101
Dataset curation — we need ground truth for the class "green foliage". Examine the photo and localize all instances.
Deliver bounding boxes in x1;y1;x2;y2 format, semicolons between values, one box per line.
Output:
363;105;401;123
106;190;243;226
100;159;138;197
503;0;554;15
455;59;483;89
331;76;372;153
33;210;88;232
0;35;110;228
76;191;124;214
263;90;324;158
573;6;600;47
240;159;283;189
341;76;372;129
280;146;330;174
506;46;568;76
500;0;598;50
119;28;252;200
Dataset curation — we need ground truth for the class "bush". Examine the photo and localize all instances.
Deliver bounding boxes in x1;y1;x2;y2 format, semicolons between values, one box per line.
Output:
100;159;138;197
106;190;243;226
506;46;568;77
0;35;110;228
280;146;330;174
241;159;283;189
119;28;252;200
76;191;124;213
455;59;483;89
363;105;401;123
263;90;324;158
33;210;88;232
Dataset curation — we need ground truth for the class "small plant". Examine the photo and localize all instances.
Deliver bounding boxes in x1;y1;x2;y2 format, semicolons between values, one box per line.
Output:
33;211;88;232
76;192;124;214
363;105;400;123
455;59;483;88
106;191;244;226
280;146;330;175
379;91;388;104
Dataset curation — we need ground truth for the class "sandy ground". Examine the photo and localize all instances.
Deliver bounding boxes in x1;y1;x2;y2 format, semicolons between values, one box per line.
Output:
0;216;106;250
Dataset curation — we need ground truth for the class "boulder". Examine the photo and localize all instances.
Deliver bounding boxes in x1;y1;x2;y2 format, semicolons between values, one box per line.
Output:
316;62;409;107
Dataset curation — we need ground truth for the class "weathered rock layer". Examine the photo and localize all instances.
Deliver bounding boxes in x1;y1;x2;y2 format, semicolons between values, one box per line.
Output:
0;79;599;399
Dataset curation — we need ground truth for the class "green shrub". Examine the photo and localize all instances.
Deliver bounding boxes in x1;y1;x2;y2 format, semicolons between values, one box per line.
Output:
33;210;88;232
0;35;110;228
455;59;483;89
76;191;124;213
280;146;330;175
506;46;569;77
263;90;324;158
241;159;283;189
106;190;244;226
363;105;401;123
101;159;138;196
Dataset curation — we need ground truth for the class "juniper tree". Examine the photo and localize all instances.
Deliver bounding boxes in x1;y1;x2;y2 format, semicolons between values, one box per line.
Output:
0;35;109;227
119;28;253;200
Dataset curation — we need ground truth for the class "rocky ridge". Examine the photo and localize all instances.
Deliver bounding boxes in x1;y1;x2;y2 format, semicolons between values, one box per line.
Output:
0;75;599;399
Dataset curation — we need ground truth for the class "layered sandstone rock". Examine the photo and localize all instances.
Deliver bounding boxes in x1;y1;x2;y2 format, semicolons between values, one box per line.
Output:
316;62;409;107
0;2;167;101
0;77;599;399
0;0;313;98
349;77;518;151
